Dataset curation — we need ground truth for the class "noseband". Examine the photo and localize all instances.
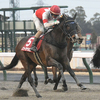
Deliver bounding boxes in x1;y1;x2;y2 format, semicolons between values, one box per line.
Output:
62;20;78;43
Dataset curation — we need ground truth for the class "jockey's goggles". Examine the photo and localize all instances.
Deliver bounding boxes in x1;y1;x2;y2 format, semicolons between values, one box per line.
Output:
51;13;59;18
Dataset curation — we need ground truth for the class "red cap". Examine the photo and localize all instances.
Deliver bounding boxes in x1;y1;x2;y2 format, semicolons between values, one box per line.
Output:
50;5;60;15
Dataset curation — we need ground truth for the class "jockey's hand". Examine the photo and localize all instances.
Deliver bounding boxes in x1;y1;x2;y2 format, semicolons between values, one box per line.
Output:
54;20;60;25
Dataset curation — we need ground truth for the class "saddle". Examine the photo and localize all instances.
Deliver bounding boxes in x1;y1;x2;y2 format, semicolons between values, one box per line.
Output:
21;36;44;53
21;29;53;53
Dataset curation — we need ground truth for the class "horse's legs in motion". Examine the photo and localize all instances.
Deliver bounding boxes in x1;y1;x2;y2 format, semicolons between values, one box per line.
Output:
48;57;67;90
53;62;86;90
66;65;86;89
52;67;61;90
53;68;67;91
15;60;41;97
52;67;57;83
41;66;54;84
16;61;29;89
33;67;38;87
27;65;42;97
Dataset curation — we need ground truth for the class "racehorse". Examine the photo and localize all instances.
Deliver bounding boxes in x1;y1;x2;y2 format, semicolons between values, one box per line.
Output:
91;45;100;68
0;14;86;98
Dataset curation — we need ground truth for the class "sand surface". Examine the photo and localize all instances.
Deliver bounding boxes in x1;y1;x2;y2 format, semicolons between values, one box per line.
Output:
0;80;100;100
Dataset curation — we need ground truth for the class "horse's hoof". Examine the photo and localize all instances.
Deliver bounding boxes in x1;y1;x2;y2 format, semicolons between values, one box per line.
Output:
36;94;42;98
48;78;54;83
78;83;87;90
44;80;48;84
53;86;57;90
81;85;87;90
44;78;53;84
62;86;68;91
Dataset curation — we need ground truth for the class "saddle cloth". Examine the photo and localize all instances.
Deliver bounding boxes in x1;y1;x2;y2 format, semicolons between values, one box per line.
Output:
21;35;44;53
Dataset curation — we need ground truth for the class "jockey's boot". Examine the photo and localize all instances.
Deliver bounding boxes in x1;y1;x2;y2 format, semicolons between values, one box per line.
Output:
30;37;38;52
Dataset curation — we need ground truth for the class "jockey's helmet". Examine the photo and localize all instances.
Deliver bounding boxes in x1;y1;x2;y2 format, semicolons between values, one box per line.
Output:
50;5;60;15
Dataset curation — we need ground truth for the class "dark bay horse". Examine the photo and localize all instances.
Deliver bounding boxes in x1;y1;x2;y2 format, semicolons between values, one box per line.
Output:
0;14;85;98
91;45;100;68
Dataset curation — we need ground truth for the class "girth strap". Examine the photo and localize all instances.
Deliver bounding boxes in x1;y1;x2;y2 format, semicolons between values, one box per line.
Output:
33;52;44;67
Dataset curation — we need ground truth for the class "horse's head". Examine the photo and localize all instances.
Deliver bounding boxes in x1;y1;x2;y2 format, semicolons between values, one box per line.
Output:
59;13;80;43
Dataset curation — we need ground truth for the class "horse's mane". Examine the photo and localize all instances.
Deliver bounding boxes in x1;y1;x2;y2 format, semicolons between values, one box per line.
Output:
52;14;74;32
44;14;74;34
91;45;100;68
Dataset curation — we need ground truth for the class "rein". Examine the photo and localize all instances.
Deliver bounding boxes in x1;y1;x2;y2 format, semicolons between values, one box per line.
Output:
40;19;76;48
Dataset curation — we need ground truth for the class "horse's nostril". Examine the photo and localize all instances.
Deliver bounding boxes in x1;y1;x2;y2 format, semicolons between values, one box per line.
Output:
72;35;75;38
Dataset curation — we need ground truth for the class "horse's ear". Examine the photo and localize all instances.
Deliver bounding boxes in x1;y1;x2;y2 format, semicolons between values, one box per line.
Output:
73;13;77;20
62;13;68;20
59;14;66;21
60;15;63;18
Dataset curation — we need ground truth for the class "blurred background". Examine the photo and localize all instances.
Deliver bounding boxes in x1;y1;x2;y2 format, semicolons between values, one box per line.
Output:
0;0;100;52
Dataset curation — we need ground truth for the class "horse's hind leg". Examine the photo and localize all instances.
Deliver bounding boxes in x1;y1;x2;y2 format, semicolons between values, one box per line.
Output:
17;71;27;89
16;61;29;89
52;67;58;83
33;67;38;87
27;66;42;98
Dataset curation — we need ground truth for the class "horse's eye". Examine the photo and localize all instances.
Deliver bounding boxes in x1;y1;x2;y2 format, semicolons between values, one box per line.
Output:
66;24;69;27
67;26;70;30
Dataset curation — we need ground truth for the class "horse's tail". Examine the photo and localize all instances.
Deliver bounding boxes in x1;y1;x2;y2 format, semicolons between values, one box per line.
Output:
0;54;19;70
91;45;100;68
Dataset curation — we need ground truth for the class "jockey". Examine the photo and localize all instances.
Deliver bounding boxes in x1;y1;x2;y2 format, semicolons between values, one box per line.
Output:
30;5;83;52
30;5;61;52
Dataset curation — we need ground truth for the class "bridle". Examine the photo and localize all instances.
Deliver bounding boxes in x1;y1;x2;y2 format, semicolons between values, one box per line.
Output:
61;19;79;43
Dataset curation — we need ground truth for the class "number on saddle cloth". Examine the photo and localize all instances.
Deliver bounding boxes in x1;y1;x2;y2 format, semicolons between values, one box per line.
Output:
21;36;44;52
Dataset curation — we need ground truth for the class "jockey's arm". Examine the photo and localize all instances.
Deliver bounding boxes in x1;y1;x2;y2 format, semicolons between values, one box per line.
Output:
42;12;59;28
44;20;59;28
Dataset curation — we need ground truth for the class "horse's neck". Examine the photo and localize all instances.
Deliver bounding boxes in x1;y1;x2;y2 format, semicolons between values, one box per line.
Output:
51;23;66;43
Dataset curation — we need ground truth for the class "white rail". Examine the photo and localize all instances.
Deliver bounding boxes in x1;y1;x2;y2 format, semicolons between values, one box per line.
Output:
73;51;94;58
0;51;94;57
0;51;94;69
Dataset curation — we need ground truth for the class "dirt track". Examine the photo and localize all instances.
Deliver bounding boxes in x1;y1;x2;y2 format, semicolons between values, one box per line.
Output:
0;80;100;100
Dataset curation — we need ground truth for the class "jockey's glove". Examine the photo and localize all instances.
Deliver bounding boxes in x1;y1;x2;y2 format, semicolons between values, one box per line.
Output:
54;20;60;25
44;20;60;28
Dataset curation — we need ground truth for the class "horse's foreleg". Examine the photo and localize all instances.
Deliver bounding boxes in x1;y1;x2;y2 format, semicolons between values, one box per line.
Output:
48;57;67;90
52;67;59;90
41;66;53;84
53;70;68;91
53;72;61;90
66;65;86;90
